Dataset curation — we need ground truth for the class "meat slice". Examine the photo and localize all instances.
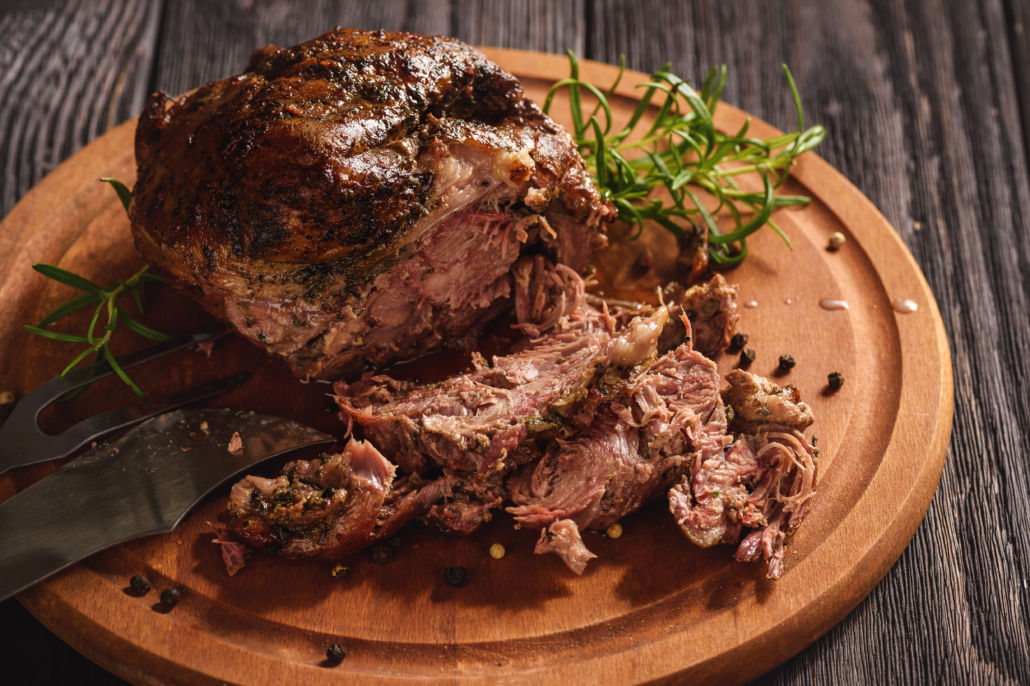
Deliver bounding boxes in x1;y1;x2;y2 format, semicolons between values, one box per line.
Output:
228;439;395;559
130;29;610;380
508;315;731;572
334;293;670;476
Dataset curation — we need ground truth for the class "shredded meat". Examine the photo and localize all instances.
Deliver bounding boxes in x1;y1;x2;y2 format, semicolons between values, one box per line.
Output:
228;439;395;559
212;531;250;576
722;369;815;433
535;520;597;575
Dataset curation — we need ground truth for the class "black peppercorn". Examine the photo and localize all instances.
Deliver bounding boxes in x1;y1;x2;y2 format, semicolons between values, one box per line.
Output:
326;643;348;663
371;544;393;564
828;371;845;390
129;575;151;595
779;354;796;371
444;566;467;588
740;348;756;366
730;332;748;350
159;588;180;608
387;536;402;550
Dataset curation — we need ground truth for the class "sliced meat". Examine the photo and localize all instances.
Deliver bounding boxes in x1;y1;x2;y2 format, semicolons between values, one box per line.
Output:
228;439;395;559
334;283;669;475
228;284;817;579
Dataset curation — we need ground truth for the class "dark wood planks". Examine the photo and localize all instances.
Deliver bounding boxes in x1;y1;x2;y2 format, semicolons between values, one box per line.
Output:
587;0;1030;683
0;0;1028;684
0;0;161;217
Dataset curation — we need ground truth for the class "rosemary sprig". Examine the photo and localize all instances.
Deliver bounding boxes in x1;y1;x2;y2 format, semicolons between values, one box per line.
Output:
544;52;826;265
24;178;168;401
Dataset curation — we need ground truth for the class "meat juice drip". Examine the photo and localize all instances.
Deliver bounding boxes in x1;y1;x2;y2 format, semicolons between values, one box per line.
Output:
819;299;849;311
892;298;919;313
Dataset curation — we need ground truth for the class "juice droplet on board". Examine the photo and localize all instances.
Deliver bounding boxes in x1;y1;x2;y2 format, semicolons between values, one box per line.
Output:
892;298;918;313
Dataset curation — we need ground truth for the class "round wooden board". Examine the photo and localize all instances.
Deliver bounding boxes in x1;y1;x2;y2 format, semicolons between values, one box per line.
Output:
0;49;952;685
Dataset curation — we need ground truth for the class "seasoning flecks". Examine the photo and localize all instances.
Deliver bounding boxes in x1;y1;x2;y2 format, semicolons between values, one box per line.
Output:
779;355;796;371
828;232;846;250
730;332;748;351
828;372;845;390
606;523;623;539
371;544;393;564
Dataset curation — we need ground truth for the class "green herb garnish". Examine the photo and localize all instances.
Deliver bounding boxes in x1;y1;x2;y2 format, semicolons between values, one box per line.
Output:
24;178;167;400
544;52;826;266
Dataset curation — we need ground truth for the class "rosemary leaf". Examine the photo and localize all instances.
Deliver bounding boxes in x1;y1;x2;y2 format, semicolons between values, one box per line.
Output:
120;310;171;341
554;53;826;265
104;345;146;399
32;263;101;293
100;177;133;213
37;291;103;328
22;326;91;344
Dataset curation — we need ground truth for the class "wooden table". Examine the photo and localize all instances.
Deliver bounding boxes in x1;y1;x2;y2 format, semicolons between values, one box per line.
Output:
1;1;1028;684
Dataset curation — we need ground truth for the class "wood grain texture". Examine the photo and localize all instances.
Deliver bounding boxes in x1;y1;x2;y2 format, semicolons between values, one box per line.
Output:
0;0;1025;684
585;2;1030;683
0;49;951;686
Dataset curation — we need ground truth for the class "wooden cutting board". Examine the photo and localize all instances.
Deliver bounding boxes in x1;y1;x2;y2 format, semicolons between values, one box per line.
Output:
0;49;952;685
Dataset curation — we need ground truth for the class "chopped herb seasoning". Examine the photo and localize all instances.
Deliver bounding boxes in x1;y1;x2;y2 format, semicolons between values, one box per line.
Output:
444;566;467;588
159;588;180;608
490;543;506;559
129;575;151;595
326;643;348;663
371;544;393;564
828;371;844;390
740;348;756;366
730;332;748;350
779;354;796;371
606;523;623;539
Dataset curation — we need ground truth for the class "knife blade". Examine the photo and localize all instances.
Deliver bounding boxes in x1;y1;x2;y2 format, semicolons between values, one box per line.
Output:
0;408;335;603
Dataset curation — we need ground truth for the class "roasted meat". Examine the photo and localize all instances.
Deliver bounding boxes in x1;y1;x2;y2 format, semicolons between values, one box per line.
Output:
228;438;395;559
226;264;818;579
131;29;609;379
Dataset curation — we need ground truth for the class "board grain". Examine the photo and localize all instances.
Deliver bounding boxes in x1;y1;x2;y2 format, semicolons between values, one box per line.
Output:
0;48;952;685
3;2;1030;684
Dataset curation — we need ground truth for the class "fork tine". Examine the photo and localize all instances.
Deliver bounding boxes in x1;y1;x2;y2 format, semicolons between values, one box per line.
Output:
9;333;220;414
46;372;251;461
0;332;229;474
58;332;222;399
